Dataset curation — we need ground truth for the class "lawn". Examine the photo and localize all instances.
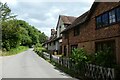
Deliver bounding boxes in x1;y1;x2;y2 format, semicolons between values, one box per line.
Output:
0;46;29;56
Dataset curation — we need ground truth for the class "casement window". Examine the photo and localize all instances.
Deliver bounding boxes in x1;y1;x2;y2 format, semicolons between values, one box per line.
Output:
49;43;51;46
116;7;120;22
74;27;80;36
64;32;69;39
95;40;115;53
109;9;116;24
96;6;120;29
64;46;67;56
95;40;116;64
96;16;102;28
71;45;78;53
102;13;109;26
64;34;68;39
53;41;55;45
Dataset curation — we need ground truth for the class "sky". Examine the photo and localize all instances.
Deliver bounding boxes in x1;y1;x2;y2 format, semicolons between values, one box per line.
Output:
0;0;95;37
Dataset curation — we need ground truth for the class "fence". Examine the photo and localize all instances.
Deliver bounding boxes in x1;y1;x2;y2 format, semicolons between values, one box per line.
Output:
85;63;115;80
41;52;116;80
58;57;115;80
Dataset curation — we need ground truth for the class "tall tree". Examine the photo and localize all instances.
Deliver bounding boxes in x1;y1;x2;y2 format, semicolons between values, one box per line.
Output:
2;20;22;50
1;2;48;51
0;2;16;21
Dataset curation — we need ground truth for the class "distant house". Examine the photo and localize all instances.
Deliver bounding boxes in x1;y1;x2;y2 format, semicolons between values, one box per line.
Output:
43;15;76;55
43;29;57;54
61;2;120;64
55;15;76;54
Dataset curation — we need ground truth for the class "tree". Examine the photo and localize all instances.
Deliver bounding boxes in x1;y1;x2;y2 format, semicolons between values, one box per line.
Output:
1;2;48;51
2;20;22;50
39;32;47;44
16;20;48;46
0;2;16;21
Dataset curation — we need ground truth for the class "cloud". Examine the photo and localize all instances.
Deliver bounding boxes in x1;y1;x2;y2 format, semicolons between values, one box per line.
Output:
29;18;40;23
1;0;17;5
0;0;94;37
45;7;61;17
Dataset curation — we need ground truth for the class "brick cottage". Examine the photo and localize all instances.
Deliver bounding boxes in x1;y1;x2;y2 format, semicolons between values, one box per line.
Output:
61;2;120;64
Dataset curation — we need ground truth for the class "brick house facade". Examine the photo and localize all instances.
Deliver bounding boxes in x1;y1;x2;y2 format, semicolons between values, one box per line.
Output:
61;2;120;64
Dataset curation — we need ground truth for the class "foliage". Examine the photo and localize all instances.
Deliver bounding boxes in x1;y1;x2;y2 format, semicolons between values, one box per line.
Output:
1;2;48;52
70;48;88;70
17;20;47;46
2;20;22;50
70;48;88;64
0;2;16;21
19;27;32;47
34;43;46;54
70;47;116;68
93;47;116;68
1;46;28;56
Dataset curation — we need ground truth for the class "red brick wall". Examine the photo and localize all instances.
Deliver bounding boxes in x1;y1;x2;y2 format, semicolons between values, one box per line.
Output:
62;2;120;63
116;37;120;64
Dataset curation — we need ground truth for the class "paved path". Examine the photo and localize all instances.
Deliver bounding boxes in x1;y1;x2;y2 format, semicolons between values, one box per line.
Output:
0;49;74;79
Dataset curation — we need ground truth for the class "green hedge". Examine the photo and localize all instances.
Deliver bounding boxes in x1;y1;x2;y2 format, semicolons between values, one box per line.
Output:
34;43;46;57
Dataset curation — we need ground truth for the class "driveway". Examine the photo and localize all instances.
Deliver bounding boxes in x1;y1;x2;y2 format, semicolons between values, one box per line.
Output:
0;49;75;79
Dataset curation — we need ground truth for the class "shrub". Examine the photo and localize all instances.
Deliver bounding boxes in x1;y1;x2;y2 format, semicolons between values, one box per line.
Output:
70;47;116;68
94;47;116;68
70;48;88;71
34;43;46;56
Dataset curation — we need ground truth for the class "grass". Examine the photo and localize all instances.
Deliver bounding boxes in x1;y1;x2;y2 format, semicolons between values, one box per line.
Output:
0;46;29;56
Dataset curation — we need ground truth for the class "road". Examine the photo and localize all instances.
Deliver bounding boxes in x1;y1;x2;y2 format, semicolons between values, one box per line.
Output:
0;49;75;79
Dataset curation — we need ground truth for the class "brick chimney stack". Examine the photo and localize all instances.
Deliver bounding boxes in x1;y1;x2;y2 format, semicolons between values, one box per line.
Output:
51;29;56;36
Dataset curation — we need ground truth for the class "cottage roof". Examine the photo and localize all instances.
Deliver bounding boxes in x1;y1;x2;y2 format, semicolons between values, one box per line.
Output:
60;15;76;25
61;2;99;33
61;11;89;33
56;15;76;29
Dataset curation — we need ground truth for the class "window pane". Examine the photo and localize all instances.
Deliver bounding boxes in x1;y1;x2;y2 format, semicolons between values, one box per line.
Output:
95;41;115;53
71;45;78;50
109;9;116;23
74;27;80;36
102;13;109;26
116;7;120;22
96;16;102;28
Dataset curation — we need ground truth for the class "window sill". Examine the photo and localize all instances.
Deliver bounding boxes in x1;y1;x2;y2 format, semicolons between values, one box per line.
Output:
95;21;120;30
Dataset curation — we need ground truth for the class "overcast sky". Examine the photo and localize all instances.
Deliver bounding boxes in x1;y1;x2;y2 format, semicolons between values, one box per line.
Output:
1;0;94;37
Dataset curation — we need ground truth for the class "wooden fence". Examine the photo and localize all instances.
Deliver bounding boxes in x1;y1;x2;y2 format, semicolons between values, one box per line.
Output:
58;57;115;80
85;63;115;80
41;52;116;80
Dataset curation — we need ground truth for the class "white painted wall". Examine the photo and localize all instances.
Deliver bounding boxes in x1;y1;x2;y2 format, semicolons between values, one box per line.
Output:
55;17;66;52
47;16;66;52
48;42;56;51
57;18;65;38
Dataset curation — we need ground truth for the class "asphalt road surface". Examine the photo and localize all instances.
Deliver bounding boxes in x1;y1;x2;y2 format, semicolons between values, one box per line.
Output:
0;49;75;79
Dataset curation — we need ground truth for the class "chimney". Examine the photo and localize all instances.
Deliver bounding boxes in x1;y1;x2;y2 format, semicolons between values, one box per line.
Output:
51;29;55;36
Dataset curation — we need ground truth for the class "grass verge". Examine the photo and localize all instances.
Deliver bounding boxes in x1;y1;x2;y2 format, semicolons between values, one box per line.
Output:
0;46;29;56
